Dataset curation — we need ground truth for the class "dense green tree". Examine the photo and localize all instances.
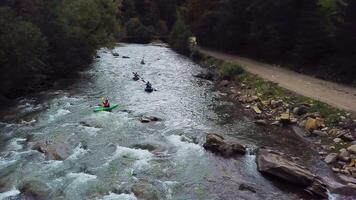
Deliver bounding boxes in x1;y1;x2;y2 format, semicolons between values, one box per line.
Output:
169;8;192;55
0;0;123;98
185;0;356;83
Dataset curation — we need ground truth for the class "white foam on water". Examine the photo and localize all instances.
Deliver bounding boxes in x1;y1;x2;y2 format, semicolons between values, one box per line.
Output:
67;144;89;160
63;172;97;199
0;188;20;200
66;172;97;182
99;192;137;200
6;138;26;151
20;119;37;125
61;123;77;127
161;180;179;200
48;109;71;122
79;125;102;136
105;146;153;170
166;135;204;159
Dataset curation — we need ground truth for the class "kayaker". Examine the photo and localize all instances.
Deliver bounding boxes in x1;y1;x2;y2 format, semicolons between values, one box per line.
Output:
133;72;139;79
145;81;152;89
102;98;110;108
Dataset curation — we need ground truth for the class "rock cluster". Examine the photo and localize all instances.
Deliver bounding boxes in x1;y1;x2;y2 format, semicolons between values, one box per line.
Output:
203;133;246;157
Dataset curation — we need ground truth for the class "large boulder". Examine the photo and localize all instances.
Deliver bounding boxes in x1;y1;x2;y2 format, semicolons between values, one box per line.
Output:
256;147;327;197
30;141;71;160
203;133;246;157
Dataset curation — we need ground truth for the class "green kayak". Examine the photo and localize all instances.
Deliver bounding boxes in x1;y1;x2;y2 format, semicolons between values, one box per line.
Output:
94;104;119;112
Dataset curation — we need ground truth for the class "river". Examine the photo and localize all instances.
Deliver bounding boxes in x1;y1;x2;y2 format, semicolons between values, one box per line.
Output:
0;44;351;200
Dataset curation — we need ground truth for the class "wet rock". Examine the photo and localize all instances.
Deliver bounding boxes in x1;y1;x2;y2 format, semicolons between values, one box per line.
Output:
293;106;309;116
219;80;229;87
140;116;162;123
256;147;327;197
324;153;338;164
131;182;159;200
122;56;130;58
19;181;50;200
312;130;327;137
270;100;283;108
131;143;157;152
254;120;268;126
96;55;101;58
30;141;71;160
79;121;91;127
337;174;356;185
112;52;119;57
203;133;246;157
238;183;256;193
193;72;214;81
305;179;328;198
325;177;356;196
347;144;356;154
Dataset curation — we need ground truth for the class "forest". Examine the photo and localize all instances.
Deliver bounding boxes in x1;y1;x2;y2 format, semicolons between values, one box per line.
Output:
0;0;355;101
184;0;356;83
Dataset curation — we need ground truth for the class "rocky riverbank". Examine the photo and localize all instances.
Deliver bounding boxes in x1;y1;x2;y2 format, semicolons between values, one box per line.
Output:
191;48;356;196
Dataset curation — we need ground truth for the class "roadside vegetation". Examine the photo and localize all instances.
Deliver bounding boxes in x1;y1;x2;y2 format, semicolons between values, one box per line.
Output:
179;0;356;84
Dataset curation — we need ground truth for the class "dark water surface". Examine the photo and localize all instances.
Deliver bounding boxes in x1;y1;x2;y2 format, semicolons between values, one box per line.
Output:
0;44;349;199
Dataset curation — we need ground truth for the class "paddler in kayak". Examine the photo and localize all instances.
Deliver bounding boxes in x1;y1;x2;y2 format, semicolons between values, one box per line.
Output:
145;81;154;92
132;72;140;81
101;97;110;108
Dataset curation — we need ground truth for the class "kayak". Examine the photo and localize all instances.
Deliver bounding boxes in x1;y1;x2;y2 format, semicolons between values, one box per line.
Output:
94;104;119;112
145;88;153;93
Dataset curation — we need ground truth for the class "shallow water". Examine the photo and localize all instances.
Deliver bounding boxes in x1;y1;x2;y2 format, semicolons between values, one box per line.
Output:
0;44;352;200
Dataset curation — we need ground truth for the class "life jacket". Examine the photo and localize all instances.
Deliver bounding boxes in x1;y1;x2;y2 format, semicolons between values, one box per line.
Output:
103;100;110;107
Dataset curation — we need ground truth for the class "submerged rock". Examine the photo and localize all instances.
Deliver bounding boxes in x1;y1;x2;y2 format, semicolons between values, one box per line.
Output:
140;116;162;123
131;182;159;200
238;183;256;193
219;80;229;87
256;147;327;198
254;120;268;126
203;133;246;157
193;71;216;81
30;141;71;160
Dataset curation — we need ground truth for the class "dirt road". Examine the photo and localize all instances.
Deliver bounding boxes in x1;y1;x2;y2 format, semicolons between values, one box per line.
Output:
198;47;356;113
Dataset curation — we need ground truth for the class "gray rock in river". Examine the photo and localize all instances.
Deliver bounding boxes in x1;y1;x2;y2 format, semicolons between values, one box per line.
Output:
256;147;327;198
203;133;246;157
131;182;160;200
324;153;338;164
30;141;72;160
140;116;162;123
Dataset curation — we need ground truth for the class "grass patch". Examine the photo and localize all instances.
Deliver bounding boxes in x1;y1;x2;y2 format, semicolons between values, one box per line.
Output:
219;62;244;80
